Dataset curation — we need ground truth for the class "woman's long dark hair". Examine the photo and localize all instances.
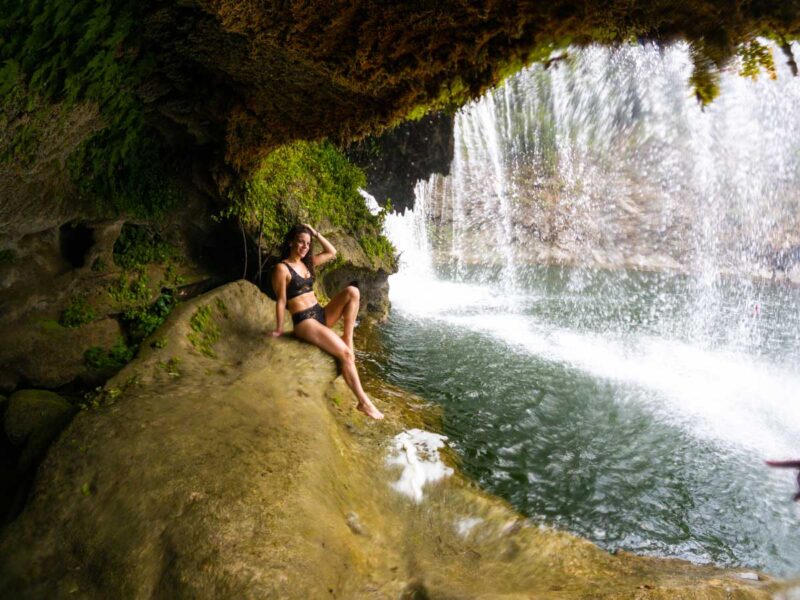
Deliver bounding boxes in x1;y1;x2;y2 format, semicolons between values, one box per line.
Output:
279;224;315;277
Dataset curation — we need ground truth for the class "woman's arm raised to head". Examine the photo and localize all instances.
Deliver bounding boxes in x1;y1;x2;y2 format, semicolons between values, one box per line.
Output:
270;264;289;336
306;224;337;267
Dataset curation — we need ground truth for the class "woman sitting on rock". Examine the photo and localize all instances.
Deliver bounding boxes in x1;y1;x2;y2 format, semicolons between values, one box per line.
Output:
270;224;384;420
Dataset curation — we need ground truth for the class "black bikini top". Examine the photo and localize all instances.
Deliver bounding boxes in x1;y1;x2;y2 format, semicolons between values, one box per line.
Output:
282;261;314;300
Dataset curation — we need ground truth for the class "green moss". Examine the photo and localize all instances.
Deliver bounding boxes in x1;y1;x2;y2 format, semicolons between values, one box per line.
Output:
159;263;186;288
359;235;397;268
67;126;183;219
59;296;97;328
108;268;152;306
1;0;181;218
223;140;396;269
79;384;123;410
84;337;135;372
90;257;107;272
38;319;64;334
738;40;777;80
157;356;181;377
104;255;178;371
121;291;176;343
187;305;220;358
689;50;721;107
215;298;229;319
113;224;178;270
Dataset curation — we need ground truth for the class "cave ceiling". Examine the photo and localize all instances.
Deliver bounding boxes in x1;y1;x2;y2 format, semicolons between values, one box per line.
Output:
139;0;800;172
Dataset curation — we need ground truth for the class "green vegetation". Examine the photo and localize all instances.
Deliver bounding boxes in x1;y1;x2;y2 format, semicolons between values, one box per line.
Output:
359;236;396;268
91;257;108;272
0;0;180;218
99;228;181;374
739;40;778;80
79;384;123;410
84;337;135;371
215;298;229;319
187;304;221;358
59;296;97;328
223;140;396;267
121;291;176;342
158;356;181;377
108;268;152;306
113;224;179;270
94;272;177;376
160;263;186;288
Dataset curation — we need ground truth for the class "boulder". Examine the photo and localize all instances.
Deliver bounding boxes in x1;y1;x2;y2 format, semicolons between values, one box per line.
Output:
0;317;123;390
4;389;75;472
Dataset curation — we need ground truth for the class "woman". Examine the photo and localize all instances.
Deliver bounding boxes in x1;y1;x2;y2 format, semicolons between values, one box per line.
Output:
270;224;384;420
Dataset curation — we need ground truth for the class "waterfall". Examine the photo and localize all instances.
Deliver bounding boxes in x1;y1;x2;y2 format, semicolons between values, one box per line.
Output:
381;39;800;469
409;41;800;287
387;40;800;351
377;42;800;576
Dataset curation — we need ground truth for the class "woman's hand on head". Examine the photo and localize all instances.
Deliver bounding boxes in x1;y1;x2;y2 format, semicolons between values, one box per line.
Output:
302;223;318;237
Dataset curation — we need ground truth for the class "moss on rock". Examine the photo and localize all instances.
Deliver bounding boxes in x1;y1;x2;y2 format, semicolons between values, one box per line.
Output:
187;304;222;358
224;140;390;255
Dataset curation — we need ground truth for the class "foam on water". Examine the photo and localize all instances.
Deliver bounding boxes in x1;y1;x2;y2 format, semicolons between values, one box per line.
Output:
440;310;800;457
386;429;453;503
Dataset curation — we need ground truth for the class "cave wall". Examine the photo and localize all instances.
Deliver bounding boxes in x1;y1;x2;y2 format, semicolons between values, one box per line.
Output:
139;1;800;174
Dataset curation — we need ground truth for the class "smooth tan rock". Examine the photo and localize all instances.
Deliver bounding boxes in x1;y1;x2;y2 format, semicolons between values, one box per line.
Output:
0;316;123;389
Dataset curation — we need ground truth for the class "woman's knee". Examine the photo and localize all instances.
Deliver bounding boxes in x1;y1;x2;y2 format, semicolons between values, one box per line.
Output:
346;285;360;302
338;346;355;364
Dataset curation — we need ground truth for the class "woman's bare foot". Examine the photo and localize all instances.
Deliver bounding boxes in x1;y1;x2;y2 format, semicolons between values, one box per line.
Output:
356;398;384;420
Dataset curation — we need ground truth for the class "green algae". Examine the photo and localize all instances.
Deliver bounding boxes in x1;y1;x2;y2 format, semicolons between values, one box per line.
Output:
187;305;221;358
112;224;179;270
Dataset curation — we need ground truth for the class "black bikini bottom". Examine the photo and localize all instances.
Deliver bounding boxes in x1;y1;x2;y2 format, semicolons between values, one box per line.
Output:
292;303;326;326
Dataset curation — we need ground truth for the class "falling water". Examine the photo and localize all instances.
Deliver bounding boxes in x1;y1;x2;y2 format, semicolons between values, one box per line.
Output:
378;41;800;576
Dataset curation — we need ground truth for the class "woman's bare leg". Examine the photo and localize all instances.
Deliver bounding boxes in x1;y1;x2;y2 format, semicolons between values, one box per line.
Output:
293;318;383;419
323;285;359;350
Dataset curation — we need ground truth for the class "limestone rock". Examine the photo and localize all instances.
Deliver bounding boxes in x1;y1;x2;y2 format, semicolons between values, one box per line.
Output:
0;316;123;390
4;389;75;471
349;112;454;212
319;231;394;319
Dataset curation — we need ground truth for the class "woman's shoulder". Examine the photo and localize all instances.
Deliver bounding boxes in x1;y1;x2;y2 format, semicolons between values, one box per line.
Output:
273;262;290;275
